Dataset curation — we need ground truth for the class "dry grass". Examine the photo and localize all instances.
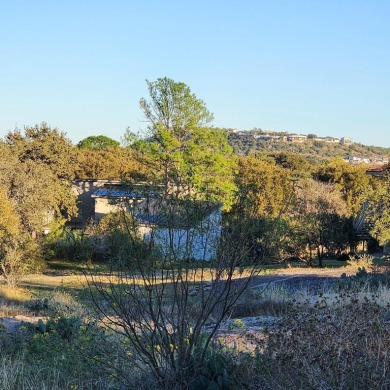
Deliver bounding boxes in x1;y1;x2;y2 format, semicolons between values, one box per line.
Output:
3;259;390;390
0;285;32;317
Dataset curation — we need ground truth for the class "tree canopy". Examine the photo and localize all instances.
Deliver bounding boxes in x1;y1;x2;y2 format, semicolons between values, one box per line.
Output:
4;122;78;180
140;77;214;135
0;125;77;237
234;156;293;218
77;135;120;150
135;77;236;206
314;158;371;215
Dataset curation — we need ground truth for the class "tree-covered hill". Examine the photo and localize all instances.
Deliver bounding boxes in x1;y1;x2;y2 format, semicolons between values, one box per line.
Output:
226;129;390;163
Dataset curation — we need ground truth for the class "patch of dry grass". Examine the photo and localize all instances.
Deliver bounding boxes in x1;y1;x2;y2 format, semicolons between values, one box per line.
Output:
0;285;32;317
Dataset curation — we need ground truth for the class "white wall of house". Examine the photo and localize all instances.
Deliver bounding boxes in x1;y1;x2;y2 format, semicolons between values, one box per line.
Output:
141;209;221;261
94;198;134;222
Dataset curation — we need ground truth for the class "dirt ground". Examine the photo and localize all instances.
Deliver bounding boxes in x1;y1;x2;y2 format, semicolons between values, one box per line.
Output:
0;265;367;337
251;266;356;291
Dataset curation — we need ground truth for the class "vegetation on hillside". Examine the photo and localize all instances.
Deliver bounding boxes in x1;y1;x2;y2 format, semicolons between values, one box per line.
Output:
227;128;390;162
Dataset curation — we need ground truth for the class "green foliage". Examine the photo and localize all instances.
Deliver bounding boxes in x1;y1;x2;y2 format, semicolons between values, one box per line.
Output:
44;219;99;262
0;186;20;242
0;125;77;236
140;77;214;132
290;178;352;265
97;211;152;265
136;77;237;206
77;135;120;150
314;158;371;215
0;315;119;389
269;152;311;175
0;236;44;287
75;146;147;180
4;122;77;180
234;155;294;218
366;172;390;245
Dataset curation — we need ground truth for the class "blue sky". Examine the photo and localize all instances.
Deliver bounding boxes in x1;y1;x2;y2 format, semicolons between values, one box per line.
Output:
1;1;390;147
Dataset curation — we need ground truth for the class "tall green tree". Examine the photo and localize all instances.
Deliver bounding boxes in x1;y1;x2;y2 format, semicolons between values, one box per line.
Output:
0;184;44;287
227;155;297;263
140;77;214;134
135;77;236;206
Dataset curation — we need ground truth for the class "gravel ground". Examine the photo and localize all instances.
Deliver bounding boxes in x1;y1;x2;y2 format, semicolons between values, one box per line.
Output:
251;267;355;292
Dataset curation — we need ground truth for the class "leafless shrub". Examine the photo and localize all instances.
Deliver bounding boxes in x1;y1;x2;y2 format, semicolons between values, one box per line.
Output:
86;199;261;389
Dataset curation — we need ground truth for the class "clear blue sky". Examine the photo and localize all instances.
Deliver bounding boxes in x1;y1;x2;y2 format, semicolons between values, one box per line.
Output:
1;1;390;147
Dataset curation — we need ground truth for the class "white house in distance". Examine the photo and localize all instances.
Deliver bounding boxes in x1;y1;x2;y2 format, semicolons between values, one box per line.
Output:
286;134;307;142
70;180;221;260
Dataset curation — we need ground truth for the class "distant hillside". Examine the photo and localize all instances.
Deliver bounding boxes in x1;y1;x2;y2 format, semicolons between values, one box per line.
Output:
224;128;390;164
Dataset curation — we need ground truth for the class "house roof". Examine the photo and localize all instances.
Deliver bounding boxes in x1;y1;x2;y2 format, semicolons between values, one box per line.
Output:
91;185;158;199
136;201;221;229
366;163;390;176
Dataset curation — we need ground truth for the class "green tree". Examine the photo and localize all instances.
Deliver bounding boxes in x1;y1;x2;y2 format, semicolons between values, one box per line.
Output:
140;77;214;134
77;135;120;150
366;172;390;246
75;147;147;180
227;155;297;263
0;132;77;237
4;122;78;180
0;186;43;287
0;238;43;288
292;179;351;266
314;158;371;215
135;77;236;206
0;186;20;243
234;155;293;218
269;152;311;175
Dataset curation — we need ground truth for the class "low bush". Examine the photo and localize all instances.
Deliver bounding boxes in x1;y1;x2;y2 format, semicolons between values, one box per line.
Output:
255;295;390;389
0;315;124;389
347;253;374;271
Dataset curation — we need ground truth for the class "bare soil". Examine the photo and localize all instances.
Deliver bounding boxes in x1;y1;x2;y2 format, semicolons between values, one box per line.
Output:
251;266;356;292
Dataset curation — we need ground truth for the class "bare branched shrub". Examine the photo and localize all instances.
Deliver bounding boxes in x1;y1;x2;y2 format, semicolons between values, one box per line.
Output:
86;198;260;389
